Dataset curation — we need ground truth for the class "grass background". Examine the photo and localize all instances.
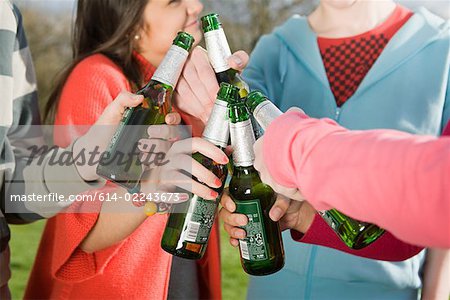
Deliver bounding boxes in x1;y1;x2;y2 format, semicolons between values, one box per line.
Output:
9;221;249;299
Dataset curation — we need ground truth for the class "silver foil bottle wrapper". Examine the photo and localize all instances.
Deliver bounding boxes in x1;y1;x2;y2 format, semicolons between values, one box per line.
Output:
204;28;232;73
230;119;256;167
152;45;189;87
253;101;283;131
203;99;230;148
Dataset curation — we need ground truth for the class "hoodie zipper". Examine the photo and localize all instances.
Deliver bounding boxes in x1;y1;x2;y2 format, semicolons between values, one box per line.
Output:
335;107;342;121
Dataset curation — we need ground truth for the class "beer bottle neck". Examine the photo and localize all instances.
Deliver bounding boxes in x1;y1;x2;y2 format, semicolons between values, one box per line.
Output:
151;44;189;88
230;119;256;167
252;101;283;131
204;28;232;74
202;99;230;148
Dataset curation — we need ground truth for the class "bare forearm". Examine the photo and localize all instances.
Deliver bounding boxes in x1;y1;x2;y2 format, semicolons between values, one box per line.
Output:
422;249;450;300
80;188;147;253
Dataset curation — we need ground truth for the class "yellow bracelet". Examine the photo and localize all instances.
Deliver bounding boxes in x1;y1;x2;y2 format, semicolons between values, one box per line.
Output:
144;202;171;216
144;202;158;216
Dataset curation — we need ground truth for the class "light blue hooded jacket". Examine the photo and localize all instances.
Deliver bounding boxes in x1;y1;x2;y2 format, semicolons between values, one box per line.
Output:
242;7;450;300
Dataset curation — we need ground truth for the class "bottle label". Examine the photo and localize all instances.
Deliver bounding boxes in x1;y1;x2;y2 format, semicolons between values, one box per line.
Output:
204;28;232;73
203;99;230;148
230;120;255;167
152;45;189;87
236;200;268;261
253;102;283;131
177;198;218;248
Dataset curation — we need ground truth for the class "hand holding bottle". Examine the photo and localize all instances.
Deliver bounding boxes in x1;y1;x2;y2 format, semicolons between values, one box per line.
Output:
148;137;229;201
173;46;249;124
73;91;181;181
219;190;315;247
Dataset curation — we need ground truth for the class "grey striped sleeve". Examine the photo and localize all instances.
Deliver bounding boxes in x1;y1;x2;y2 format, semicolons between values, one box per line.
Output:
10;3;28;51
2;1;105;220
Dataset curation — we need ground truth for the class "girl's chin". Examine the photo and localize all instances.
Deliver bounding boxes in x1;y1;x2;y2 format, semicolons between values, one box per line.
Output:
322;0;358;9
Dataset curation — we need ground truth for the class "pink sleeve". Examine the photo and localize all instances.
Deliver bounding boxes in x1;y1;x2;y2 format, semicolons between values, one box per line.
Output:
264;112;450;248
290;215;422;261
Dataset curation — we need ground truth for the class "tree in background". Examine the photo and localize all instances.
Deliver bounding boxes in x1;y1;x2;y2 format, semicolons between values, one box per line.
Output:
19;7;72;122
15;0;449;120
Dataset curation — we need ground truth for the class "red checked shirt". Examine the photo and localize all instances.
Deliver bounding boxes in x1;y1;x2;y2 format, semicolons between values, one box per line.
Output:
318;5;413;107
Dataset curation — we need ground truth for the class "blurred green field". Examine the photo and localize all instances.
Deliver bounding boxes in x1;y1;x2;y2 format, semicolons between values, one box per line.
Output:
9;220;248;300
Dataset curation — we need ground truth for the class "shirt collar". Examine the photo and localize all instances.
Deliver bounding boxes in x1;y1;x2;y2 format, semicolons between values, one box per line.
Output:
133;50;157;84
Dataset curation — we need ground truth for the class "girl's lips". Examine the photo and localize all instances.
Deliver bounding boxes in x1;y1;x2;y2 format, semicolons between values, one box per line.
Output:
185;19;199;29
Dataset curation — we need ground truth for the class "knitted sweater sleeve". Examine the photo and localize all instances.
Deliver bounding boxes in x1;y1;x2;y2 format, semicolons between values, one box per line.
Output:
444;121;450;136
291;217;423;261
51;55;131;282
51;186;127;282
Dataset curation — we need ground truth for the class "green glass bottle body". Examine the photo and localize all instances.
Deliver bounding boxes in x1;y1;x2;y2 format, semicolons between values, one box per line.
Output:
229;166;285;276
229;100;284;276
96;82;172;191
247;90;385;249
161;151;228;259
96;32;194;192
320;210;385;249
161;83;240;259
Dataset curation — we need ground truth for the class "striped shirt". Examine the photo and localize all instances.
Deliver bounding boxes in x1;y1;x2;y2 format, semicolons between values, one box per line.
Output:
0;0;40;297
0;2;105;297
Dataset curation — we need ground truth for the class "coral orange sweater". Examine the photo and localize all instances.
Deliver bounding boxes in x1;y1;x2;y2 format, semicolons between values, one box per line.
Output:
25;53;221;299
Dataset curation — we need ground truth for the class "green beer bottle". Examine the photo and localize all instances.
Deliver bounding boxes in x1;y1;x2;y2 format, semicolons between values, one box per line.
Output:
246;91;385;249
97;32;194;192
161;83;240;259
201;13;249;99
229;99;285;276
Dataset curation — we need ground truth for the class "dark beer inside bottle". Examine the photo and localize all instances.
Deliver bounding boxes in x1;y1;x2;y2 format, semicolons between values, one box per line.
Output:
97;82;171;191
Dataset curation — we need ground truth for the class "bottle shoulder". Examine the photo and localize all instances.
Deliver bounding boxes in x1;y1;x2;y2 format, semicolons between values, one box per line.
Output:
230;166;274;199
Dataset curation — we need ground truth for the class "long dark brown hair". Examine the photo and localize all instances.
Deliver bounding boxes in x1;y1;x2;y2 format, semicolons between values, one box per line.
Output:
45;0;149;121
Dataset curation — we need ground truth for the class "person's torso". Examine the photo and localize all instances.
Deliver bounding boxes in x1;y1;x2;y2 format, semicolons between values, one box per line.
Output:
243;7;450;299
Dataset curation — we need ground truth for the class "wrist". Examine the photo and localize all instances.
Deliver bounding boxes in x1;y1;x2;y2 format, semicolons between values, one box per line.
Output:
72;131;105;181
293;201;316;233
